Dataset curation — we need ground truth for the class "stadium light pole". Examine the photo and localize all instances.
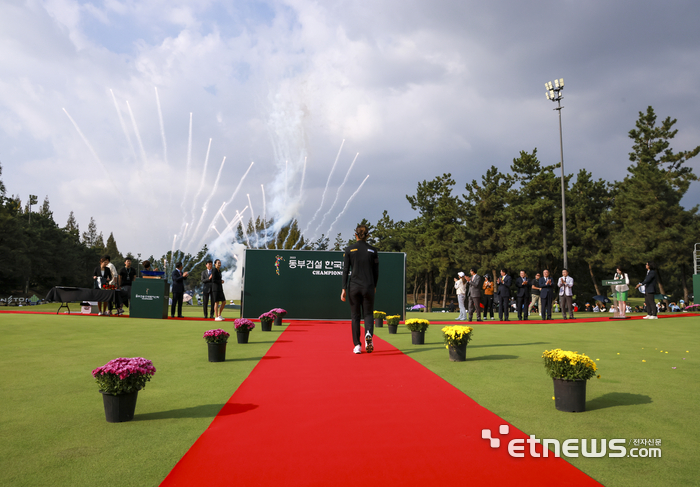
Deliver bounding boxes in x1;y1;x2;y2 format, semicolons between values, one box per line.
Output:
545;78;568;269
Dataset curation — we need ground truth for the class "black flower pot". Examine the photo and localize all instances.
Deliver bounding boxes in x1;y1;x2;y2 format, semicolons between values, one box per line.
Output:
261;320;272;331
274;315;283;326
101;390;138;423
552;378;587;412
236;330;250;344
208;341;227;362
411;330;425;345
374;317;383;328
448;342;468;362
387;324;398;334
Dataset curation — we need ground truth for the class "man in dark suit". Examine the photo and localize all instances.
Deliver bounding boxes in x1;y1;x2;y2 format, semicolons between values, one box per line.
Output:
515;270;531;321
636;261;658;319
496;269;512;321
171;262;189;318
467;267;482;322
539;269;554;320
200;260;215;319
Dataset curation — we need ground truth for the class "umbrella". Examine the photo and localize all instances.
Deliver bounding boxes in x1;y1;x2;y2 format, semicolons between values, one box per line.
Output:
592;295;611;304
411;304;426;310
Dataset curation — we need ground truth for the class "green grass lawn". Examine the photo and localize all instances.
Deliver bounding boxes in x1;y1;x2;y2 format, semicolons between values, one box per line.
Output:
1;311;697;486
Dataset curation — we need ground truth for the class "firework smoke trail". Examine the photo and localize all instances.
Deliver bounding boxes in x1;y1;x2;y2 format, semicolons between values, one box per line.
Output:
299;156;307;199
285;160;288;205
190;157;226;250
178;113;194;244
247;194;259;248
236;210;251;247
62;108;130;216
154;87;168;165
182;138;212;250
315;152;359;236
169;234;177;277
109;89;137;161
220;206;248;236
261;184;268;249
295;140;344;248
224;161;255;207
327;175;370;236
211;225;221;236
126;101;148;166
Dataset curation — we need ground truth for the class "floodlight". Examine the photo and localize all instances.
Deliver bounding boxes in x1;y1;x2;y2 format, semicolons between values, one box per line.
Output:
559;78;564;87
554;79;559;88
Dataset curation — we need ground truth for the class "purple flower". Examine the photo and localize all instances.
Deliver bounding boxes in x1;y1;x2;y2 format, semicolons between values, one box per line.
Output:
234;318;255;331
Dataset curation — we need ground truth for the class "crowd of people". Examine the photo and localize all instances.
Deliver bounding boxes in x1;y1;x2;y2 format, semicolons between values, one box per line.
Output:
91;256;227;320
451;262;666;321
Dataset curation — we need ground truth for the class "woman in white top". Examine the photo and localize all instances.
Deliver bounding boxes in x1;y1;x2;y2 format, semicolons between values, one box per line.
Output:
453;272;468;320
614;266;630;318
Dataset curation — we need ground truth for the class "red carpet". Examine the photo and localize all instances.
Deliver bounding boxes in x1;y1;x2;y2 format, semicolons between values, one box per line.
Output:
161;321;602;486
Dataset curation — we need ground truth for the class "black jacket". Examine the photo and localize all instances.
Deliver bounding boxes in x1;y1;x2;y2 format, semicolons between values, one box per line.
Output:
172;269;187;294
640;270;658;294
342;241;379;290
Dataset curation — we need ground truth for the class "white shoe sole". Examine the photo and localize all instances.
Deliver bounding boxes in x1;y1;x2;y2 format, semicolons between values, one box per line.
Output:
365;335;373;353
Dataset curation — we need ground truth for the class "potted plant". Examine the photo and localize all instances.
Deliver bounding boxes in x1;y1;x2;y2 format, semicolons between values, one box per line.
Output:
259;311;275;331
442;325;473;362
405;319;430;344
204;328;230;362
386;315;401;334
234;318;255;343
373;311;387;328
92;357;156;423
543;348;599;412
271;308;287;326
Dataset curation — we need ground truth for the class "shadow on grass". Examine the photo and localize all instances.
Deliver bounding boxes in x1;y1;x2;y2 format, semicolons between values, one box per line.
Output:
467;354;519;361
136;402;258;421
586;392;653;411
469;342;549;349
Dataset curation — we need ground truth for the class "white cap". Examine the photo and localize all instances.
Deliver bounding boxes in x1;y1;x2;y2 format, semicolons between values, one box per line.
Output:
458;272;465;277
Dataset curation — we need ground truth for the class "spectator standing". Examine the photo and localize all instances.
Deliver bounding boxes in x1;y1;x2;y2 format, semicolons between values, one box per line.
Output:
467;268;482;322
212;259;226;321
118;258;136;315
171;262;189;318
200;260;215;319
496;269;512;321
482;275;495;320
93;257;112;316
539;270;554;320
528;272;542;318
636;261;659;320
558;269;574;319
454;272;468;321
515;270;531;321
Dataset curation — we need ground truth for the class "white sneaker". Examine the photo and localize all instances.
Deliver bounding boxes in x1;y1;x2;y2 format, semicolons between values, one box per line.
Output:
353;345;361;354
365;333;374;353
650;316;659;319
214;316;223;321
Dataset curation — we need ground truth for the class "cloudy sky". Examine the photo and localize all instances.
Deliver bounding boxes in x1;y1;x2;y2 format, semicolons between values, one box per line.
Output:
2;0;699;260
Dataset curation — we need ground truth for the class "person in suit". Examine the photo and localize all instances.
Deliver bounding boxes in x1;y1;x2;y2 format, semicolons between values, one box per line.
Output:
557;269;575;319
467;267;482;322
539;269;554;320
636;261;659;319
212;259;226;321
171;262;189;318
118;258;136;315
496;269;512;321
515;270;531;321
93;256;113;316
341;225;379;354
200;260;215;319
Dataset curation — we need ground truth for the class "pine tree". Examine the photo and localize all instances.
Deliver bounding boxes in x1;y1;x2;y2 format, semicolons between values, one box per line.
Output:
39;196;52;218
610;106;699;299
82;217;99;247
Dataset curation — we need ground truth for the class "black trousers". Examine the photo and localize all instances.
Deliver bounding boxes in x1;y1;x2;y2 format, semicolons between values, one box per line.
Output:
483;295;494;318
498;296;510;320
541;295;553;319
202;290;215;317
645;293;657;316
516;296;529;320
171;292;184;317
348;284;375;346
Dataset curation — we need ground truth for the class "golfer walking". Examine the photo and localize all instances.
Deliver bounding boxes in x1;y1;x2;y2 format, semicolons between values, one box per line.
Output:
341;225;379;354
